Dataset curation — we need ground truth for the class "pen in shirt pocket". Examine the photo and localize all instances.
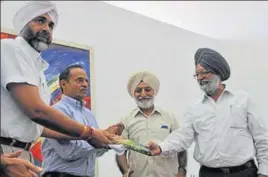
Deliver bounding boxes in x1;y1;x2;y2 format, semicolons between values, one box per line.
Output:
160;123;169;129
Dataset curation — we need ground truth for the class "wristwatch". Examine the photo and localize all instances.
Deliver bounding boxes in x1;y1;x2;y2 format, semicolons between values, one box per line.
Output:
178;167;187;175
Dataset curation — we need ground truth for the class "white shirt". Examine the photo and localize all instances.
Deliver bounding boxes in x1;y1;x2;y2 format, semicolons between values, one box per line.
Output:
159;88;268;175
1;36;51;142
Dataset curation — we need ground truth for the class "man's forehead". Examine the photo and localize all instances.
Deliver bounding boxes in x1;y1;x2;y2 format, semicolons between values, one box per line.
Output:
70;69;87;77
33;13;53;22
137;81;151;88
195;64;206;71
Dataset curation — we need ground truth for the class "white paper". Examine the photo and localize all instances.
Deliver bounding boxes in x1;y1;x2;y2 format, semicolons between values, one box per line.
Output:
108;144;126;155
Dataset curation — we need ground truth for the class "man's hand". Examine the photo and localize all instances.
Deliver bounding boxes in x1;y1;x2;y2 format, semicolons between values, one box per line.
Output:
3;150;24;158
148;141;161;155
105;123;125;136
1;151;43;177
176;175;185;177
91;128;114;145
105;125;119;134
177;169;186;177
115;122;125;136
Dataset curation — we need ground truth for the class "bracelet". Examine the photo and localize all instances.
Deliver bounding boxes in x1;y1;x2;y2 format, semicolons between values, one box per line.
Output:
80;125;94;139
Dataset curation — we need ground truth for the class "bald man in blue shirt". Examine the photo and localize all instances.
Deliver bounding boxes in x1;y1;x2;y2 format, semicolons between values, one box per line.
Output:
41;64;124;177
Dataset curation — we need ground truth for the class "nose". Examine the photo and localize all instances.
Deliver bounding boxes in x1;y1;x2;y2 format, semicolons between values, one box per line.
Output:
140;89;147;97
41;23;51;33
82;80;88;88
197;74;204;81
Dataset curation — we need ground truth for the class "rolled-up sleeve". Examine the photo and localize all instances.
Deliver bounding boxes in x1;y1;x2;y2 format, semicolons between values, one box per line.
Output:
247;95;268;175
1;41;39;89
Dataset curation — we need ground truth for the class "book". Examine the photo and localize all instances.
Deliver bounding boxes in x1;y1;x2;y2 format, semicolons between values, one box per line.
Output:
113;138;152;156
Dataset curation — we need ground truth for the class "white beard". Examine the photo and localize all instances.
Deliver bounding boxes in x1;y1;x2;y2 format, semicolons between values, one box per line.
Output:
135;97;154;109
199;75;221;95
31;40;49;52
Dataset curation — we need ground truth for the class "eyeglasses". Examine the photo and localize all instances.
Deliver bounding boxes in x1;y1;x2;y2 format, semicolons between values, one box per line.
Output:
135;87;152;94
193;70;212;79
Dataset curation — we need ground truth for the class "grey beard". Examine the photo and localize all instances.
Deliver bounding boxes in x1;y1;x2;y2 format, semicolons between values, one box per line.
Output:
199;75;221;96
30;40;49;52
135;97;154;109
20;25;51;52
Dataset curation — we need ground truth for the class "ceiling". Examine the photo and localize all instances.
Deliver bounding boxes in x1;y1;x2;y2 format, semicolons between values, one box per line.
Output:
104;1;268;41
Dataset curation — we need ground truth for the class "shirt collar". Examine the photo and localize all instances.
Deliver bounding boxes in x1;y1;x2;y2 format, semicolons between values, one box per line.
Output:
15;36;49;71
61;94;86;110
131;106;162;117
201;84;234;102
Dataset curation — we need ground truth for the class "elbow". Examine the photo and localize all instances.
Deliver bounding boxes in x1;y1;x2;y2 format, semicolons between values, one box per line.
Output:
25;104;47;120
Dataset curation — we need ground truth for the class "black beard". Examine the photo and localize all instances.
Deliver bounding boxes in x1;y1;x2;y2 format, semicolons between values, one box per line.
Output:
20;26;51;52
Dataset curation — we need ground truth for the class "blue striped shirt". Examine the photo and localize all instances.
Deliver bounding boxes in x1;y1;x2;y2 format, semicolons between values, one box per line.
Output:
41;95;105;177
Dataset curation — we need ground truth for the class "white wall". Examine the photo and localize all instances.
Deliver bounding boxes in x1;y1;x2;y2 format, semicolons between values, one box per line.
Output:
220;40;268;126
1;1;267;177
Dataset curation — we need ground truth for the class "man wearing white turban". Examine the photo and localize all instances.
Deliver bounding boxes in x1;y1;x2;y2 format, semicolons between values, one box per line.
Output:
116;71;187;177
149;48;268;177
1;1;115;176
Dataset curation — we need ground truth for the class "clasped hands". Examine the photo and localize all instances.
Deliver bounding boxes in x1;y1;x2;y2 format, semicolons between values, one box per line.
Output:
88;122;125;148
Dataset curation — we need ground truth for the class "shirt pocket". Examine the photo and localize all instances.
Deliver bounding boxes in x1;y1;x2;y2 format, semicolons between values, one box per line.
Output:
229;105;251;138
151;127;170;141
230;105;247;128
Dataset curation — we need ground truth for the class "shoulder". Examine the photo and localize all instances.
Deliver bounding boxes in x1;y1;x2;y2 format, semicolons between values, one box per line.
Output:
52;101;71;114
157;107;178;122
120;108;138;124
1;38;15;47
228;89;250;98
1;38;18;54
227;89;253;107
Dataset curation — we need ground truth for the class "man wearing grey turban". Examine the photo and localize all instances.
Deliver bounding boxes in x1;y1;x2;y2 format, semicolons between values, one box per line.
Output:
149;48;268;177
116;71;187;177
194;48;231;81
1;1;114;176
194;47;231;96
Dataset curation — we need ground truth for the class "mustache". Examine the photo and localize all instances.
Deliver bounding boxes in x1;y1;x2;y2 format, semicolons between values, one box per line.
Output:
137;96;152;101
35;31;51;44
199;80;211;85
22;26;51;44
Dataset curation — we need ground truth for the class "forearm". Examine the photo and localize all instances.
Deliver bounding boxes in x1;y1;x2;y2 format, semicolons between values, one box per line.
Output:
177;150;187;175
8;84;90;138
116;152;129;174
177;150;187;169
41;127;80;140
159;130;192;155
31;105;86;137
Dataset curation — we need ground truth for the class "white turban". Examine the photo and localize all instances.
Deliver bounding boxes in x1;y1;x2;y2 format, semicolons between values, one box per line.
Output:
13;1;59;34
127;71;160;97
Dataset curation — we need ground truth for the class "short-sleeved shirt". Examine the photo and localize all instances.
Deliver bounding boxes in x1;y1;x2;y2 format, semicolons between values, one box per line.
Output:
121;107;179;177
1;36;50;142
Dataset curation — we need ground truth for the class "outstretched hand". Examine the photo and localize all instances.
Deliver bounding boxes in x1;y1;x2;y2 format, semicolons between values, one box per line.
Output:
105;122;125;136
147;141;162;156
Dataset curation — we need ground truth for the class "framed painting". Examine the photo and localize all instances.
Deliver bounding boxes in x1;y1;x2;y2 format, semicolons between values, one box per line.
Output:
1;28;95;167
